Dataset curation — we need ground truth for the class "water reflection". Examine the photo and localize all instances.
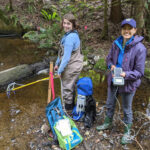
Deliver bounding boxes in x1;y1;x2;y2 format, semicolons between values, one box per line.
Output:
0;38;46;71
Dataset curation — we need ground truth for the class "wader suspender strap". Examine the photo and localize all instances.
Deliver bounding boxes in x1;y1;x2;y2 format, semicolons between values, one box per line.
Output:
59;30;81;58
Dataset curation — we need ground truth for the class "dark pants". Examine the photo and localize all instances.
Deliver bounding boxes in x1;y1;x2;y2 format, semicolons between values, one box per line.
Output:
106;85;135;124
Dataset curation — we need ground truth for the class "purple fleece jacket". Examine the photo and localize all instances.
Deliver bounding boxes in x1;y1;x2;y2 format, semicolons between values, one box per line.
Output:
106;35;147;93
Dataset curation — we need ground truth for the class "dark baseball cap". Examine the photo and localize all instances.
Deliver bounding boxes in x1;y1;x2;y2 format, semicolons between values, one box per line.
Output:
121;18;136;28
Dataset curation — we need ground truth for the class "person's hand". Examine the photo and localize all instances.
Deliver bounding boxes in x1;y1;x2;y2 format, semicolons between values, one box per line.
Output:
111;65;115;77
57;74;61;78
120;72;126;77
54;65;58;71
111;65;115;71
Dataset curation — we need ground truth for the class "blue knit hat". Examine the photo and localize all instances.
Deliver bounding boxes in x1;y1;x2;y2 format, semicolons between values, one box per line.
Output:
121;18;136;28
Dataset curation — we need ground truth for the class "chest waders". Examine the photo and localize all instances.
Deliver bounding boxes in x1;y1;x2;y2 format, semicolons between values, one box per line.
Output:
58;43;83;109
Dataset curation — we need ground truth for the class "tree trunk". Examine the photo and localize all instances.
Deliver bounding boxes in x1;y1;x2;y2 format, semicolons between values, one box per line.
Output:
9;0;13;11
110;0;124;24
145;1;150;41
100;0;108;40
133;0;144;35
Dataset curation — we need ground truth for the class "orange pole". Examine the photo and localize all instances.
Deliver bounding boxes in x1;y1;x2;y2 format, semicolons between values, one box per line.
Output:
47;62;53;104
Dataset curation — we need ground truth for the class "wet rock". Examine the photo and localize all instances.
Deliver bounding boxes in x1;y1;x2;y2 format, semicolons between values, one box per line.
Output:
21;132;24;135
98;131;103;135
27;129;31;134
102;133;107;139
87;54;95;59
43;119;46;122
41;123;50;134
31;61;48;73
0;64;33;87
80;126;85;130
35;129;41;133
94;55;100;62
145;132;149;136
85;130;90;136
0;62;4;66
146;103;150;117
109;139;114;145
45;50;51;56
83;141;91;150
51;145;61;150
83;61;88;66
0;136;3;140
16;110;21;114
37;69;49;75
11;119;15;122
122;145;130;150
83;65;94;71
29;142;35;149
88;59;95;65
11;138;16;143
135;126;138;129
95;139;100;143
42;141;51;147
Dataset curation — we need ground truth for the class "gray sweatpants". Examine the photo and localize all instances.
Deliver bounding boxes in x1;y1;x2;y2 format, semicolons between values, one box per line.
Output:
106;85;135;124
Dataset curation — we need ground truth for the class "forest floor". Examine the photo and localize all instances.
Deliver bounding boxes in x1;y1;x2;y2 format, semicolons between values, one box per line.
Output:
0;0;150;150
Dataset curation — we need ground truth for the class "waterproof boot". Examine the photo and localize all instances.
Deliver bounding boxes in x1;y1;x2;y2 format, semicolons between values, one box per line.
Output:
96;116;112;131
65;103;74;110
121;124;132;145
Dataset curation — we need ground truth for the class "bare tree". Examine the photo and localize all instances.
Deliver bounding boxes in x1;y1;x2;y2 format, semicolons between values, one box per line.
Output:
9;0;13;11
110;0;123;24
144;1;150;41
100;0;108;40
132;0;145;34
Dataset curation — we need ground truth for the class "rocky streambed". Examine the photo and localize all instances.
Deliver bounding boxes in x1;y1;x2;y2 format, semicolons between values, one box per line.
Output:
0;73;150;150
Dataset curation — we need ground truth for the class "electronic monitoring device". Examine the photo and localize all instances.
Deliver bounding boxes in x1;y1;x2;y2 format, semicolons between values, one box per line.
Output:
113;68;124;86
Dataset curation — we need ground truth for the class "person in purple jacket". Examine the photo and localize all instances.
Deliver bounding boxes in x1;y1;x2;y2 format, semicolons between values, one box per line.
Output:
96;18;147;144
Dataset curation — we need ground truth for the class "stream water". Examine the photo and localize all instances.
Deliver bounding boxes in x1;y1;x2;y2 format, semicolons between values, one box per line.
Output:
0;73;150;150
0;37;46;71
0;38;150;150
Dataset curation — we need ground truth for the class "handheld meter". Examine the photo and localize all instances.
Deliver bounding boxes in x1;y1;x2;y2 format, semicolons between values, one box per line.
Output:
113;68;124;86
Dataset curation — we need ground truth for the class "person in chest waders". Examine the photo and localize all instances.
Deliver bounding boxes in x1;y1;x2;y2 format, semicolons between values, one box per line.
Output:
96;18;147;144
54;13;83;111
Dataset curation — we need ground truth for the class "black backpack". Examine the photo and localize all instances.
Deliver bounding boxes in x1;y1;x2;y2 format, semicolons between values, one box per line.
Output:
84;95;96;128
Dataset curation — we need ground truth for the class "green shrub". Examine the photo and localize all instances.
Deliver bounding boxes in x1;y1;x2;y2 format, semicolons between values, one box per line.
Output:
41;9;60;22
23;23;62;49
94;58;107;71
